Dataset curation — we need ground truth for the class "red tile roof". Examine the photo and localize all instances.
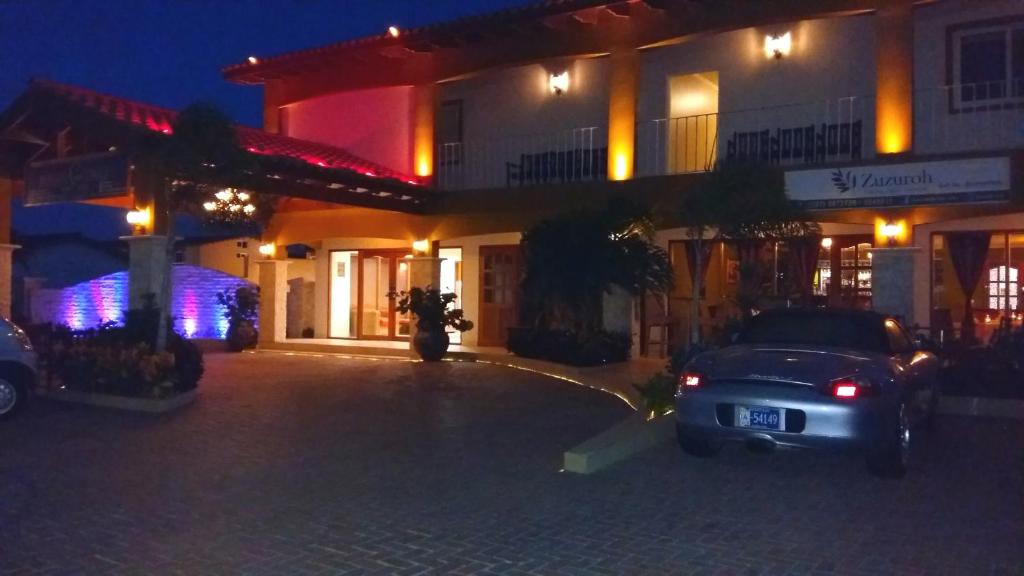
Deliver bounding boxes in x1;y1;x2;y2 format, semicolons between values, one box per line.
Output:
31;80;419;185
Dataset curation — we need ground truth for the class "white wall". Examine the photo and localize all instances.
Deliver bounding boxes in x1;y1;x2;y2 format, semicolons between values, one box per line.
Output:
914;0;1024;155
196;237;261;283
437;57;610;189
639;14;878;173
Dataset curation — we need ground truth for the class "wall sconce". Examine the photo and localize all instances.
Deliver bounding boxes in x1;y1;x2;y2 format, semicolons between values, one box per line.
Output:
258;242;276;258
821;237;833;249
880;221;902;247
764;32;792;60
549;71;570;96
388;26;400;38
412;239;430;255
126;207;151;234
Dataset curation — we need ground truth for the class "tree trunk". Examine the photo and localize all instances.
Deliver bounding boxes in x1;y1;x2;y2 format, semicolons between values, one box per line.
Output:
689;233;703;347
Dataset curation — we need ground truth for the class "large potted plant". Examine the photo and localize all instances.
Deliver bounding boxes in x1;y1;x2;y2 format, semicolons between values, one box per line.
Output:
392;287;473;361
216;286;259;352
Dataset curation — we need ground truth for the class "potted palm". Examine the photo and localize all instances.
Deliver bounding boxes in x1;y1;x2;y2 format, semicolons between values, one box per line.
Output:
392;287;473;361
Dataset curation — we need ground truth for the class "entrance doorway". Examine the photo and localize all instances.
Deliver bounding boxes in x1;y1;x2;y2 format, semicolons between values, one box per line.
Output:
815;235;873;308
328;249;411;340
478;245;520;347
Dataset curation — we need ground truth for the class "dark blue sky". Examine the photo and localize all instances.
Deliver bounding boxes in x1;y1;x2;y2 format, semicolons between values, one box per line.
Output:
0;0;528;127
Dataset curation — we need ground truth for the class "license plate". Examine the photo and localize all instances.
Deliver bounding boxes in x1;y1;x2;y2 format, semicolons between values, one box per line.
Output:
736;405;784;430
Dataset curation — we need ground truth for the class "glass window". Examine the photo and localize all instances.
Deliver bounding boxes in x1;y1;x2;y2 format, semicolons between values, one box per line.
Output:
738;310;887;353
953;20;1024;107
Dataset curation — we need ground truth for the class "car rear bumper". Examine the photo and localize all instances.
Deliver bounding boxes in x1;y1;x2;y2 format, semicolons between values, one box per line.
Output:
674;384;889;451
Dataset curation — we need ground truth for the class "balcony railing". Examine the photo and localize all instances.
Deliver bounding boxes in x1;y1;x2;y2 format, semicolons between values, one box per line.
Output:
436;126;607;191
915;82;1024;155
637;96;873;177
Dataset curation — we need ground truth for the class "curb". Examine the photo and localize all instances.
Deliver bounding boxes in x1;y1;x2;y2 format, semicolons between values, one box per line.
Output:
563;412;674;474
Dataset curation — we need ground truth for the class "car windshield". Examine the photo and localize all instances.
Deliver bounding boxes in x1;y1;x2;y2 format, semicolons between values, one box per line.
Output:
737;312;887;353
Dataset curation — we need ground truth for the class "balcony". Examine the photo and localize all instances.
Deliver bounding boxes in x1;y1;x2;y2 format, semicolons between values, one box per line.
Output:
637;96;874;178
436;126;608;191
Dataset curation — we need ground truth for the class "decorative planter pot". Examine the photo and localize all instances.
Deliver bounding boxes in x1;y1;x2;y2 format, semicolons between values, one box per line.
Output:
413;329;450;361
226;320;258;352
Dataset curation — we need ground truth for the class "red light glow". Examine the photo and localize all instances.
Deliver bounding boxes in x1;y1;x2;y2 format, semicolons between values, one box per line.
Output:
684;373;701;387
834;384;858;398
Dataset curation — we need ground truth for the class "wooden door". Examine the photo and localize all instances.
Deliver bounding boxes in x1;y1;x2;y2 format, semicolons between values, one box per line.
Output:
478;245;520;347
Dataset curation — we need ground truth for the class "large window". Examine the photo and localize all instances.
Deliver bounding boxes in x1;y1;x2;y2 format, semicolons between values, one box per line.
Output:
951;18;1024;108
988;265;1019;311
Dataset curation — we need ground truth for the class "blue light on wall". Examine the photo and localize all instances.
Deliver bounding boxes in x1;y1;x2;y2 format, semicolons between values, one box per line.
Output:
52;265;255;339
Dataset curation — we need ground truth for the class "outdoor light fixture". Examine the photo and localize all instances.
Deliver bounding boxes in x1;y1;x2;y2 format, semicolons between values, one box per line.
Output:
126;207;151;233
388;26;400;38
258;243;276;258
764;32;792;59
412;239;430;255
204;188;258;224
247;56;259;65
880;221;902;247
821;237;833;249
549;71;570;95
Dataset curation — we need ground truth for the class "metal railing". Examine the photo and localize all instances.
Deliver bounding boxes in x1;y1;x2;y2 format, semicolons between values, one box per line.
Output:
436;125;608;191
637;96;872;177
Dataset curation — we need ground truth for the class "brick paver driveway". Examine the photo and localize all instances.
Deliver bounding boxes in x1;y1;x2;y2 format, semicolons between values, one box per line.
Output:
1;352;1021;575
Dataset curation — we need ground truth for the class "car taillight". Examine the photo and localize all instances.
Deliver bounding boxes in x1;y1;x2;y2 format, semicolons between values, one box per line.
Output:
830;376;874;399
677;372;703;395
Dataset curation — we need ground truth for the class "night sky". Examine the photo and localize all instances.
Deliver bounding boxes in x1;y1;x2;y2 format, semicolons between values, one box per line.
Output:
0;0;529;127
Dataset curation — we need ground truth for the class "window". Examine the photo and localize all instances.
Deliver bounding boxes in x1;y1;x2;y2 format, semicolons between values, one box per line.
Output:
988;265;1019;311
951;18;1024;108
437;100;463;166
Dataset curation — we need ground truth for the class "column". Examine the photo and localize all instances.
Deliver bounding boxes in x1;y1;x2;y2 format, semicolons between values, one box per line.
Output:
406;256;443;352
412;84;436;180
0;178;15;318
875;0;914;154
121;235;169;311
257;259;290;345
607;49;641;181
871;247;920;325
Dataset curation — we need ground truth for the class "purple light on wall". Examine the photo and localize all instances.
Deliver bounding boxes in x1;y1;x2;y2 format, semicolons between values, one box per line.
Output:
48;265;254;339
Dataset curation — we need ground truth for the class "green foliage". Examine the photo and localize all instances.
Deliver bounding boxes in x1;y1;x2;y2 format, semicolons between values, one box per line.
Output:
391;287;473;333
634;372;677;417
217;286;260;351
507;327;631;367
519;202;673;336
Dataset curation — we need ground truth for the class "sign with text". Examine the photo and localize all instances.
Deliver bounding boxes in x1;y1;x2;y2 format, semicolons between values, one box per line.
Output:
25;152;130;206
785;156;1011;210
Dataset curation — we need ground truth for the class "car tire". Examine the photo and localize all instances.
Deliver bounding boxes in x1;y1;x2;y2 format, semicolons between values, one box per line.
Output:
866;402;910;479
676;424;721;458
0;376;26;421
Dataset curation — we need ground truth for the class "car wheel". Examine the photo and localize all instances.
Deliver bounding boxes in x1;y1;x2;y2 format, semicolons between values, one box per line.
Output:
0;376;25;421
676;424;721;458
867;402;910;479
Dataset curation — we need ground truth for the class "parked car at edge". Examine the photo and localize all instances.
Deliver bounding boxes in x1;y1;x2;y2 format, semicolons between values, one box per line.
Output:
674;309;940;477
0;318;37;420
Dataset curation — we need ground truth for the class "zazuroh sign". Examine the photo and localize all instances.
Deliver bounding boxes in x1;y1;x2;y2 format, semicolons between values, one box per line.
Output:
25;152;130;206
785;156;1011;210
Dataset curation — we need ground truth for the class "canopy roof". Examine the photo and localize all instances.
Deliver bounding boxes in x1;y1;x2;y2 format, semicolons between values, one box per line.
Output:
0;80;434;213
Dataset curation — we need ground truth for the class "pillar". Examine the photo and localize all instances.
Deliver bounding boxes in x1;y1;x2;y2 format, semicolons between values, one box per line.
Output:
875;0;914;154
257;259;290;345
412;85;436;180
0;179;14;318
263;80;285;135
22;276;46;324
122;235;169;311
607;49;640;181
871;247;920;325
407;257;443;352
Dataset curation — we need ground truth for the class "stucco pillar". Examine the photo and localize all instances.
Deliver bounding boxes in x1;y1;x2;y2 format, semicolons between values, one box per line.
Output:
0;244;18;318
871;247;920;326
875;0;914;154
407;257;443;352
257;259;290;345
607;49;640;181
412;85;436;181
122;235;169;311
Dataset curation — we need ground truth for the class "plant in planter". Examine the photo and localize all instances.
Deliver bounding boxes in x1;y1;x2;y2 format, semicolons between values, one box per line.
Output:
391;287;473;361
217;286;259;351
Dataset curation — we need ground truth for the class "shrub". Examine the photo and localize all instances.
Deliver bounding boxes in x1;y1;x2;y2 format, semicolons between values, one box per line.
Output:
217;286;259;351
507;327;630;367
634;372;677;417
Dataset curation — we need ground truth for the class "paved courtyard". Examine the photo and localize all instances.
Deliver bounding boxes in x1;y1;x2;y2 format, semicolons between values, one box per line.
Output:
1;352;1021;575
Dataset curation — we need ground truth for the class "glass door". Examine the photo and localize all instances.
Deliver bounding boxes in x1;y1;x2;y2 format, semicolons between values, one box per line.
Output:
356;250;412;340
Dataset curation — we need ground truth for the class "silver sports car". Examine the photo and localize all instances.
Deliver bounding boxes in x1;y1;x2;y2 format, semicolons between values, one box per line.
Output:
674;308;940;477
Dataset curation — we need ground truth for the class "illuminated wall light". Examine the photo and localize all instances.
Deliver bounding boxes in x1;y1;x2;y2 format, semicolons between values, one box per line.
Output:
764;32;792;59
412;239;430;255
247;56;259;65
876;218;907;247
612;154;630;181
126;207;151;233
258;242;276;257
388;26;400;38
821;237;833;249
549;71;570;95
